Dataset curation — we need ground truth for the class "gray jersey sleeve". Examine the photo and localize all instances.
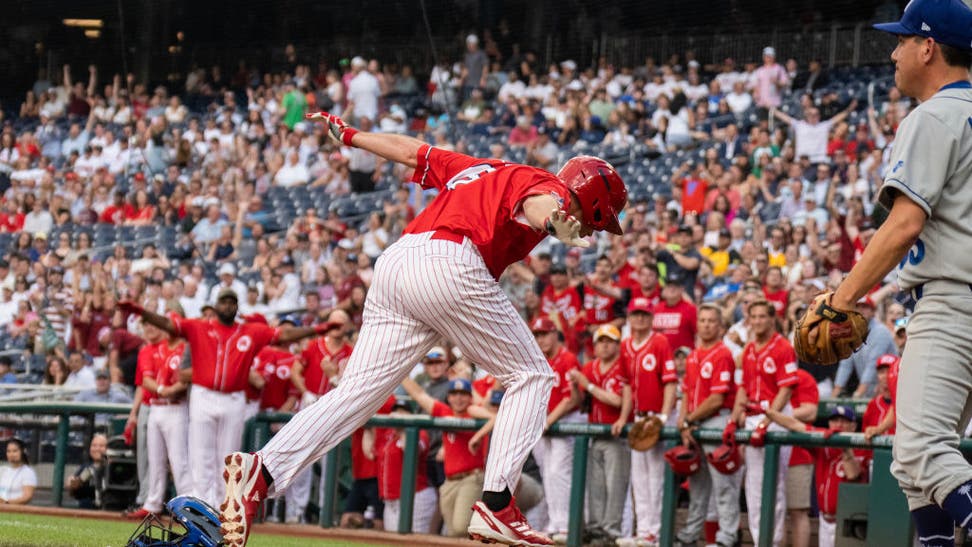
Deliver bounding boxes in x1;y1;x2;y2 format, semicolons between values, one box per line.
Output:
878;109;956;216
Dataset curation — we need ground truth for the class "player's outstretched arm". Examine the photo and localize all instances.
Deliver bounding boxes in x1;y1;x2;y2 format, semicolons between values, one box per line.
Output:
306;112;424;168
764;407;807;433
400;377;437;414
276;322;340;344
118;301;175;334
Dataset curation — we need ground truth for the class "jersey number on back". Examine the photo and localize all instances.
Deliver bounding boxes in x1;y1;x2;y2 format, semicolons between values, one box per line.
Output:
445;164;497;190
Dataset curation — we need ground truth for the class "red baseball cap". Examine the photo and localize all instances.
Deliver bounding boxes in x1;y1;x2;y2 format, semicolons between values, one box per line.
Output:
628;297;654;314
530;317;557;333
876;354;899;369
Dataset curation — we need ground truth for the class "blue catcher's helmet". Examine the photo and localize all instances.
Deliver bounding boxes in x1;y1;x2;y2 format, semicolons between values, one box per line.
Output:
126;496;222;547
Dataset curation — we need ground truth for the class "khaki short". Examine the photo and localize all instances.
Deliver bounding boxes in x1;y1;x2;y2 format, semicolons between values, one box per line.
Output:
786;464;813;510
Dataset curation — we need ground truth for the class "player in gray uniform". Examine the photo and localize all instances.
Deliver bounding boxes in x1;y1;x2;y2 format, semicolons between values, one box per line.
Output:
829;1;972;544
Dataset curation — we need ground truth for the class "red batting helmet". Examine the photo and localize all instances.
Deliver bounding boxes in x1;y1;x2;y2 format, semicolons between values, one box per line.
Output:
708;422;742;474
664;444;702;475
557;156;627;235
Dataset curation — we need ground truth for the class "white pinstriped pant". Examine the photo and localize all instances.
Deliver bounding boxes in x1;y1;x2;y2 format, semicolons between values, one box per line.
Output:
260;232;554;498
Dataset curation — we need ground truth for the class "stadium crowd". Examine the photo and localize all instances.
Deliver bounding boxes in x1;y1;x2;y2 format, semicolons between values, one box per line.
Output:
0;32;911;547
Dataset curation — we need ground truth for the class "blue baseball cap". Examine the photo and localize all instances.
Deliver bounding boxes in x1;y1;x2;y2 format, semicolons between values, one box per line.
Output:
830;405;857;422
873;0;972;51
489;390;505;405
448;378;472;394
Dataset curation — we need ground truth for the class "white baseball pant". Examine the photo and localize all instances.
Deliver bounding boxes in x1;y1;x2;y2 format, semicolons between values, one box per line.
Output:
135;404;151;505
743;411;791;547
383;486;438;534
537;410;585;534
189;386;247;507
142;403;191;513
285;466;312;523
260;233;554;501
630;413;675;538
819;516;836;547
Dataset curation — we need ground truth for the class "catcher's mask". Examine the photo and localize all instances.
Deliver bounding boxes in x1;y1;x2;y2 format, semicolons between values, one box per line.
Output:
126;496;222;547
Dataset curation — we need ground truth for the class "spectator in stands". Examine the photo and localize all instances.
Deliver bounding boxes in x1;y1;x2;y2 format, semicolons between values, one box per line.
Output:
0;438;37;505
75;369;134;428
346;57;381;124
833;298;896;398
64;351;96;390
0;356;16;385
771;100;857;165
752;47;789;112
66;433;108;509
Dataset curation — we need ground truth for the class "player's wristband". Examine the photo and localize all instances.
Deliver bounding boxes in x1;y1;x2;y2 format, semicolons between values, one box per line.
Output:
586;383;595;394
156;385;164;396
341;128;358;146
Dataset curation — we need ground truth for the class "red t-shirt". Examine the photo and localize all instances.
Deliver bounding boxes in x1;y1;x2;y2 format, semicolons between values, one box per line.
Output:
171;317;280;393
254;346;300;411
0;212;24;232
135;343;158;406
808;426;870;515
351;427;379;480
623;332;677;415
789;369;820;467
681;177;708;215
582;357;629;425
71;307;112;357
547;346;581;414
380;429;430;500
431;401;486;477
406;145;572;280
300;338;353;396
683;341;735;413
111;329;145;355
741;332;799;405
863;395;895;435
762;287;789;317
652;300;698;350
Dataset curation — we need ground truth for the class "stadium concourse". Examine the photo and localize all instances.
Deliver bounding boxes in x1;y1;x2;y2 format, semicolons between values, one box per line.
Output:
0;37;907;546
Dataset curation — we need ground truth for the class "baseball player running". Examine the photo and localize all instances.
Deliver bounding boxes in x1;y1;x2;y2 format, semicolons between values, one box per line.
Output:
792;2;972;544
118;289;335;508
218;111;626;546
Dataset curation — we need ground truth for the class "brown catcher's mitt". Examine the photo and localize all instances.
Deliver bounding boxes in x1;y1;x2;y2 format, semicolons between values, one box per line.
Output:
794;292;869;365
628;415;663;451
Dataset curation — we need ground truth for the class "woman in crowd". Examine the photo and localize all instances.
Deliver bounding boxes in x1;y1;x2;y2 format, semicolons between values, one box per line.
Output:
0;438;37;505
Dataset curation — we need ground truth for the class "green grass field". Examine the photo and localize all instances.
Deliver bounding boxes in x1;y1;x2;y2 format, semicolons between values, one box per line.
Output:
0;512;390;547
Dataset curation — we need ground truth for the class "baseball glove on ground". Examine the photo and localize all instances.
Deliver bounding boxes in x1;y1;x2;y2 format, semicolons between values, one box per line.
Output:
794;292;869;365
628;415;663;451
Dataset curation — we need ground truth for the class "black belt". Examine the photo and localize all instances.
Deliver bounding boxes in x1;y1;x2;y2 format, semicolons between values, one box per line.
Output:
911;283;972;301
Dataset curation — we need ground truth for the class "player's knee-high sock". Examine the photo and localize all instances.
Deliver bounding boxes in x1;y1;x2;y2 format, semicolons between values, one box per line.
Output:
912;504;956;547
944;480;972;533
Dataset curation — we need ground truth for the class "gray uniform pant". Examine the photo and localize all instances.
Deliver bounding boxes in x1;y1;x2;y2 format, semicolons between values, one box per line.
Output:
135;404;151;505
677;412;742;546
586;437;631;538
892;281;972;509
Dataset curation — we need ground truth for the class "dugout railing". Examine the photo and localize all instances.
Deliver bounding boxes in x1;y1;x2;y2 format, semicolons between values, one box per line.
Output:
0;400;943;547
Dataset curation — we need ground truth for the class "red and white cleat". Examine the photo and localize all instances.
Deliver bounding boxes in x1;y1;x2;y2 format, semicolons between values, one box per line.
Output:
467;498;553;546
219;452;268;547
122;507;157;520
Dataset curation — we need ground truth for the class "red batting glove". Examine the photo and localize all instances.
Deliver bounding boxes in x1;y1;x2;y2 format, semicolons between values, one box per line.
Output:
722;421;738;446
749;421;769;448
313;322;341;336
306;111;358;146
123;421;136;445
117;300;145;316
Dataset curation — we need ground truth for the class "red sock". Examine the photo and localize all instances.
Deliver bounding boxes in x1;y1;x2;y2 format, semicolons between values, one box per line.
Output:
704;520;719;543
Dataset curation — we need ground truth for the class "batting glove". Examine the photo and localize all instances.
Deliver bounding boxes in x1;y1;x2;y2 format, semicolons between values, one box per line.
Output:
306;111;358;146
545;208;591;248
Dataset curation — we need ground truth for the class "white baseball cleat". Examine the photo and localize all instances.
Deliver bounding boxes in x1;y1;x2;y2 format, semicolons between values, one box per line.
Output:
219;452;268;547
467;498;553;546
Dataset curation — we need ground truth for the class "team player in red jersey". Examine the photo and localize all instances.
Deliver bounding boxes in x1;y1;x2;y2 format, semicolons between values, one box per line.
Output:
215;111;626;546
294;309;353;408
379;397;438;534
761;266;789;318
784;368;821;547
620;297;677;547
568;324;632;544
401;377;495;537
674;304;740;547
652;272;697;351
528;317;582;540
730;300;798;547
118;288;335;509
125;322;190;519
863;354;898;442
539;263;584;354
581;255;628;357
629;263;662;308
766;405;868;547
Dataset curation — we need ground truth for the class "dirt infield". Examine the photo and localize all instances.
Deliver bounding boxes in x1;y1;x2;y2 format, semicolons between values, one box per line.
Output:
0;503;481;546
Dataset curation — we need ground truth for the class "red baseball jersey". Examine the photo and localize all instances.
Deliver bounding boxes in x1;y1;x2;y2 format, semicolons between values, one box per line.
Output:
406;145;573;280
623;332;677;415
135;342;159;406
547;346;581;414
431;400;487;477
350;427;379;480
143;340;187;404
682;341;735;414
616;261;639;291
863;395;895;435
582;283;622;326
254;346;301;411
379;429;430;500
807;426;870;515
539;285;584;353
300;338;353;396
171;317;280;393
652;300;698;350
629;285;661;309
789;369;820;467
741;332;799;405
582;356;629;425
762;287;789;317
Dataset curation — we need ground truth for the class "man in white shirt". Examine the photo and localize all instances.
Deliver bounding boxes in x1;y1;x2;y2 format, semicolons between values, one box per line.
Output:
64;350;97;391
274;151;310;187
346;57;381;123
772;101;857;164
